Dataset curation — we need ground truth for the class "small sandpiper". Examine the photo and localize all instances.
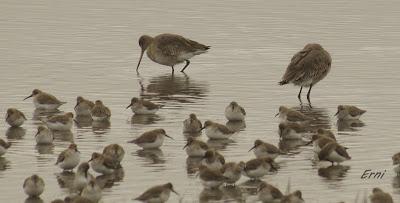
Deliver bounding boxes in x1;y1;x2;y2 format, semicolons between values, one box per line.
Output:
43;112;74;131
74;96;94;117
102;144;125;167
276;106;313;123
73;162;93;192
6;108;27;127
35;125;54;145
24;89;66;110
201;150;225;171
224;101;246;121
308;134;336;153
126;97;160;115
128;129;173;149
23;174;45;197
183;137;209;157
278;122;307;140
220;161;245;186
56;143;80;171
392;152;400;175
279;43;332;103
335;105;366;120
249;140;281;160
136;33;210;73
89;152;116;175
81;180;102;203
91;100;111;121
242;157;276;179
281;190;305;203
257;182;283;203
183;113;202;133
318;142;351;165
201;120;235;139
369;188;393;203
134;182;178;202
0;139;11;156
198;165;227;189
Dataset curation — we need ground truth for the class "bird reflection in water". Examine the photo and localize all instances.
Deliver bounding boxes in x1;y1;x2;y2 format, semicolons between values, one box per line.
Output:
226;120;246;132
220;185;245;202
56;171;75;190
52;130;74;142
318;165;350;180
137;73;208;104
74;115;93;128
199;188;223;203
130;114;162;125
186;157;203;175
0;157;10;171
24;197;44;203
136;149;165;165
92;120;111;134
6;127;26;140
239;179;264;195
279;139;308;153
32;109;61;121
96;168;124;189
206;139;235;151
35;144;54;155
337;119;365;132
292;105;332;133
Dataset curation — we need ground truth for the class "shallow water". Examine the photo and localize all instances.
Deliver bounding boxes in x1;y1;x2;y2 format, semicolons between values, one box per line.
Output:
1;0;400;202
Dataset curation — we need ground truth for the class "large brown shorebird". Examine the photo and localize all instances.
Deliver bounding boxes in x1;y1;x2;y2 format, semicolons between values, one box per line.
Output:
279;43;332;103
136;33;210;74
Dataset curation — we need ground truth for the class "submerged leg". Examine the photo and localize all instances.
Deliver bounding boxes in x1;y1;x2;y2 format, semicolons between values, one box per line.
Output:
180;60;191;72
297;86;303;99
307;84;313;102
171;66;175;74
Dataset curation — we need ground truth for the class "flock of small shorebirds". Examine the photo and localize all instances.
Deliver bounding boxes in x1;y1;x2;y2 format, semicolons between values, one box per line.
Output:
0;33;395;203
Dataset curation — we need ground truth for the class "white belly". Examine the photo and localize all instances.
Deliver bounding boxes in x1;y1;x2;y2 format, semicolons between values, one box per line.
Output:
8;117;25;127
138;137;164;149
36;134;53;145
0;146;7;156
34;100;61;110
205;127;232;139
47;122;72;131
91;162;114;175
244;166;269;179
59;153;80;170
186;146;207;157
24;183;44;197
328;151;348;163
132;106;158;115
225;109;245;121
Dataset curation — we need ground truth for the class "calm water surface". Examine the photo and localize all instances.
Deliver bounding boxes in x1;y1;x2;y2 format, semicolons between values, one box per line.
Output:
1;0;400;202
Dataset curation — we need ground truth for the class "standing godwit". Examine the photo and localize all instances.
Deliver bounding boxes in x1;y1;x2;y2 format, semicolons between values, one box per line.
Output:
279;43;332;103
136;34;210;74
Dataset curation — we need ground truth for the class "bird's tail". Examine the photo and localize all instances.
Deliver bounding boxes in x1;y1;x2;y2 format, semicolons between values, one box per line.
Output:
278;80;288;85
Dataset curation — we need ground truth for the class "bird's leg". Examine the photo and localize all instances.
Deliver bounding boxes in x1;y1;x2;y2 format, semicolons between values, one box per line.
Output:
180;60;191;72
307;84;313;102
297;86;303;99
171;66;175;74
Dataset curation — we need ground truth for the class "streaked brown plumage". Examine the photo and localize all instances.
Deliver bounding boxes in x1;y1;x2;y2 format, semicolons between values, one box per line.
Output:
316;128;336;140
276;106;313;122
335;105;366;120
183;113;202;133
91;100;111;121
281;190;305;203
279;43;332;102
102;144;125;164
74;96;94;117
183;137;209;157
24;89;66;110
6;108;27;127
257;182;283;202
243;157;276;179
136;33;210;73
135;182;178;202
220;161;245;184
318;142;351;164
370;188;393;203
128;128;172;149
126;97;160;115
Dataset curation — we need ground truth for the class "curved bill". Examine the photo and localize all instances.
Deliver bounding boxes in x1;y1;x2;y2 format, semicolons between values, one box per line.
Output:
274;113;279;117
136;49;144;72
182;143;189;149
334;111;339;116
165;134;174;140
126;103;132;109
23;94;33;100
172;188;179;195
248;145;256;152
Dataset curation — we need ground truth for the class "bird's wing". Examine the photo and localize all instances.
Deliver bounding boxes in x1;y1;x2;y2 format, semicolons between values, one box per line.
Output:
245;159;260;171
240;106;246;115
142;100;159;110
287;111;310;121
336;144;351;159
135;186;163;200
265;143;280;154
216;123;234;134
281;49;312;82
23;179;28;188
318;142;335;160
37;93;61;104
157;34;198;57
348;106;366;117
56;151;66;164
198;141;209;150
135;132;157;144
48;115;68;124
270;185;284;198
